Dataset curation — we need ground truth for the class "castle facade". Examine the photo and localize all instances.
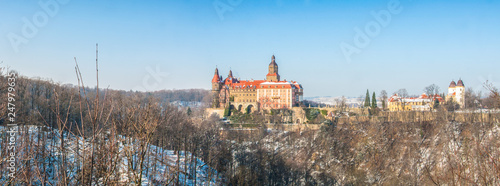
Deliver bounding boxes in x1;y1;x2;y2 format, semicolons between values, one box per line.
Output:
211;55;303;112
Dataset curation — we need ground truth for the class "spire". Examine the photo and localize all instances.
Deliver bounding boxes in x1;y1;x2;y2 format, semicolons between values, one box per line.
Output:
211;67;220;83
270;55;277;66
228;70;233;78
214;67;219;76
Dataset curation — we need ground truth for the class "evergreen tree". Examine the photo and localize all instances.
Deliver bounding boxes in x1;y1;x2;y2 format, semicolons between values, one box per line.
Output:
364;89;370;108
246;106;251;114
372;92;377;108
223;107;230;117
434;99;440;109
187;107;192;116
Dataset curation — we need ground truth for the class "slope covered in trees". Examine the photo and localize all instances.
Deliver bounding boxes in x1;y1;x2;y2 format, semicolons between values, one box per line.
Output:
1;70;499;185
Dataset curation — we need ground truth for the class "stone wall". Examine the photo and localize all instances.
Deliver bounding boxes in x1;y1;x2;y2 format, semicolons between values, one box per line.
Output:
205;108;225;118
265;123;322;132
291;107;307;124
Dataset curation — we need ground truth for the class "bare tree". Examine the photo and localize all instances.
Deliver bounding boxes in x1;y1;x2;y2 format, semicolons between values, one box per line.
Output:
380;90;388;111
357;95;365;109
424;84;440;96
395;88;409;98
335;96;347;113
464;88;482;109
484;81;500;109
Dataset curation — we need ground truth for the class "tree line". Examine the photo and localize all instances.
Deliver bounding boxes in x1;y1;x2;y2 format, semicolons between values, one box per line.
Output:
1;66;499;185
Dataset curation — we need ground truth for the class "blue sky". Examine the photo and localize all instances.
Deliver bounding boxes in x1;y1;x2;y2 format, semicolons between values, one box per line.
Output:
1;0;499;97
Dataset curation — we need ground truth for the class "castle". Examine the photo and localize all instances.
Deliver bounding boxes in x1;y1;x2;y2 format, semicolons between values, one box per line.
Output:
388;79;466;111
446;79;465;107
211;55;303;112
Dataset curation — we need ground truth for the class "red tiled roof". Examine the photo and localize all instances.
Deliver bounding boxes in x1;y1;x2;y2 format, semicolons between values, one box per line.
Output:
433;94;444;102
212;68;220;83
293;84;302;89
221;77;301;90
389;94;444;103
223;77;238;85
231;80;265;89
211;75;220;83
259;81;295;89
420;93;428;99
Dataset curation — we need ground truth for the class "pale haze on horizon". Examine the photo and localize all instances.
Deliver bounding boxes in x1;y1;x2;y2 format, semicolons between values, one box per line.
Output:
1;0;499;97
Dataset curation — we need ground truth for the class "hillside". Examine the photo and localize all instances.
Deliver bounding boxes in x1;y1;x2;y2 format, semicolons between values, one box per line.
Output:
0;125;219;185
1;72;500;185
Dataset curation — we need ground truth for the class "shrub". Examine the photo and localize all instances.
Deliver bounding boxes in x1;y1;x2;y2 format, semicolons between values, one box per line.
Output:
320;109;328;116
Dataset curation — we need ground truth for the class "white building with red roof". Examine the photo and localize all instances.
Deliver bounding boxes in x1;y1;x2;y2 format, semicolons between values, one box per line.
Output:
388;93;444;111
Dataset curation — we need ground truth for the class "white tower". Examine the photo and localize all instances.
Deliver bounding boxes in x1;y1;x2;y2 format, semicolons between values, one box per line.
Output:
455;79;465;107
447;79;465;108
448;80;456;96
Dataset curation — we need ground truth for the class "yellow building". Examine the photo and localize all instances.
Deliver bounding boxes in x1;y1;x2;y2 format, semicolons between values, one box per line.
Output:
388;93;444;111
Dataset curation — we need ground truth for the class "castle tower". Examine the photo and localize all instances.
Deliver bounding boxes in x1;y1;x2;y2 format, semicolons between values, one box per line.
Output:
455;79;465;107
266;55;280;82
447;79;465;108
211;67;221;108
448;80;456;96
225;69;235;85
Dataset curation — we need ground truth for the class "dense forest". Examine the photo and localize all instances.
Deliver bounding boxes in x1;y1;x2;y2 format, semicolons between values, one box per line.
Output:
1;68;500;185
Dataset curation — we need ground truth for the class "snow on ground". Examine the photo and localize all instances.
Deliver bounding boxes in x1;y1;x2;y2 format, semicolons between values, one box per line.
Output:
0;125;219;185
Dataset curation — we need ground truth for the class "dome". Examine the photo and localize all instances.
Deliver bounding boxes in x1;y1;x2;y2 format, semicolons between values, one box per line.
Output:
449;81;456;88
